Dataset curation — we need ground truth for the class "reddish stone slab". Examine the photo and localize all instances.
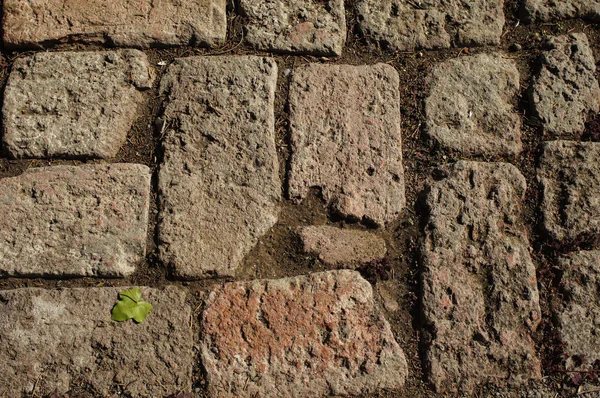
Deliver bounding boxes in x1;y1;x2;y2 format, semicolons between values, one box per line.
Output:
3;0;226;49
288;63;405;226
422;161;541;393
201;270;408;397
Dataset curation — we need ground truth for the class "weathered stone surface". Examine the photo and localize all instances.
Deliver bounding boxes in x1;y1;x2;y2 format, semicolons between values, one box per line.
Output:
422;161;541;393
240;0;346;56
158;56;280;279
0;286;192;397
3;50;153;159
357;0;504;51
523;0;600;22
201;270;407;397
425;53;522;156
3;0;226;49
538;141;600;244
0;164;151;277
299;225;387;267
288;64;405;226
530;34;600;136
557;251;600;369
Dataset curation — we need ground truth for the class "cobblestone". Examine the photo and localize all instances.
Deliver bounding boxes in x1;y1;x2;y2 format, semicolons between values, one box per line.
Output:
357;0;505;51
557;251;600;370
201;270;408;397
523;0;600;22
538;140;600;244
422;161;541;393
0;164;151;277
3;0;227;49
530;34;600;136
158;56;280;279
425;53;522;156
288;63;405;226
0;286;193;397
3;50;153;159
240;0;346;56
299;225;387;267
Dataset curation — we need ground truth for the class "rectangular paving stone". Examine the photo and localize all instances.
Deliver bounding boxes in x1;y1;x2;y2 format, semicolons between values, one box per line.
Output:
357;0;504;51
422;161;541;393
3;50;154;159
530;34;600;136
0;164;151;277
3;0;226;49
0;286;193;397
240;0;346;56
425;53;522;156
538;140;600;244
557;251;600;370
523;0;600;22
288;63;405;227
158;56;281;279
201;270;408;397
299;225;387;267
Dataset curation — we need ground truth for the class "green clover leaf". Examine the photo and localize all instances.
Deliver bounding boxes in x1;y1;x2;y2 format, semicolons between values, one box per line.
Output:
111;287;152;323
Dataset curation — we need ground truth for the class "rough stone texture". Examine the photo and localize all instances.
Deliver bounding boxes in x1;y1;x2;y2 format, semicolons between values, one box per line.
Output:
158;56;280;279
523;0;600;22
201;270;408;397
3;0;226;49
557;251;600;369
3;50;153;159
356;0;504;51
0;286;192;397
240;0;346;56
538;140;600;244
422;161;542;393
425;53;522;156
530;34;600;136
299;225;387;267
0;164;151;277
288;64;405;226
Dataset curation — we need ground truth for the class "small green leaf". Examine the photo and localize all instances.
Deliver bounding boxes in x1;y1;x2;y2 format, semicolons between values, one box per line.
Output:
111;288;152;323
119;287;142;303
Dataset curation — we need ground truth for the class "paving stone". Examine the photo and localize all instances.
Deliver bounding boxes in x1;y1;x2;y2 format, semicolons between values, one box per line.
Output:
240;0;346;56
425;53;522;156
557;251;600;369
422;161;541;393
288;64;405;226
158;56;280;279
523;0;600;22
356;0;504;51
3;0;226;49
2;50;153;159
298;225;387;267
0;286;192;397
0;164;151;277
530;34;600;136
201;270;408;397
538;141;600;244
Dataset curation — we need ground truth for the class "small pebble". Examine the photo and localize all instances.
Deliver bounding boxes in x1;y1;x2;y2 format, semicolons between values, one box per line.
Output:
509;43;522;52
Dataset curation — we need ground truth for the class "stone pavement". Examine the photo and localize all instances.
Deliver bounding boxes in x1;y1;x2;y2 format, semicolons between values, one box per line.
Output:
0;1;599;397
